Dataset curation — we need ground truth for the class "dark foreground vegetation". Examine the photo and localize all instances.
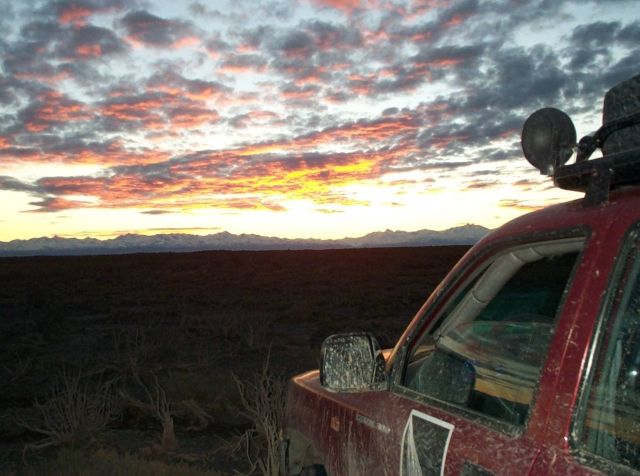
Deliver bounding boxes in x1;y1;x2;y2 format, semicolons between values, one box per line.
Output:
0;246;467;474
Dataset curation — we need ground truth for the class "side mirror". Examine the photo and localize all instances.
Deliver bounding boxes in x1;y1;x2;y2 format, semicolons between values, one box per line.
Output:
320;332;387;392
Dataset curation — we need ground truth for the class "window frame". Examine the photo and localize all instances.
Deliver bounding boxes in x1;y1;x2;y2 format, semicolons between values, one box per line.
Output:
571;222;640;474
391;229;588;435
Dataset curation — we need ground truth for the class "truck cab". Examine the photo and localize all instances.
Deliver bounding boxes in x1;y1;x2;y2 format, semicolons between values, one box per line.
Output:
281;74;640;476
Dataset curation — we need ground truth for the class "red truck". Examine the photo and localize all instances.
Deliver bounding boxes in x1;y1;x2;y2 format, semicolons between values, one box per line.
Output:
280;73;640;476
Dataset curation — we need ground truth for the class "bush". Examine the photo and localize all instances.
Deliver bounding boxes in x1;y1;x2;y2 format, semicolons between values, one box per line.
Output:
20;370;117;456
233;352;286;476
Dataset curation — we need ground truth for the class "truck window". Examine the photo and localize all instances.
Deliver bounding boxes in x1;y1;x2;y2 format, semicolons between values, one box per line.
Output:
576;229;640;472
404;238;584;426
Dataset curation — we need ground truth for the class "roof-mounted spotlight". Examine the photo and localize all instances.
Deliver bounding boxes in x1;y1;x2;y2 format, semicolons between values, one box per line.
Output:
521;107;576;176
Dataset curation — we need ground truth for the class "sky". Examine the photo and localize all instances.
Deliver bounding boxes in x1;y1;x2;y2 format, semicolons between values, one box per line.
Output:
0;0;638;242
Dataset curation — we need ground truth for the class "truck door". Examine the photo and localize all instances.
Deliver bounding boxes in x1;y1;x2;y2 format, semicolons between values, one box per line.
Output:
375;235;588;475
542;224;640;475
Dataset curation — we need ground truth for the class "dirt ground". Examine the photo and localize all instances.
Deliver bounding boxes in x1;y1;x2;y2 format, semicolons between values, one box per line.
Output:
0;246;468;474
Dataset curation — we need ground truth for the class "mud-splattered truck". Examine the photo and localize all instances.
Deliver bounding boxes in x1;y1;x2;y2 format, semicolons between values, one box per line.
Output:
280;74;640;476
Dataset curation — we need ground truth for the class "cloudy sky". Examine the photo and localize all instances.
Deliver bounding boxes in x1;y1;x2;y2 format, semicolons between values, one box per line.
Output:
0;0;638;242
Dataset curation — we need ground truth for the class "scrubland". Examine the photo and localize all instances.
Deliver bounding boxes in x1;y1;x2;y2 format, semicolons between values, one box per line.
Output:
0;246;467;474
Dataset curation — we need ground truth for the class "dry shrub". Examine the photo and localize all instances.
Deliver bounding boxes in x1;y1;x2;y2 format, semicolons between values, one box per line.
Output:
233;351;286;476
20;370;116;457
119;372;177;453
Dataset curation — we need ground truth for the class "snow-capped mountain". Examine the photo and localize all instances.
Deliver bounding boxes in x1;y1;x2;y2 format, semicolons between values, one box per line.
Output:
0;225;490;256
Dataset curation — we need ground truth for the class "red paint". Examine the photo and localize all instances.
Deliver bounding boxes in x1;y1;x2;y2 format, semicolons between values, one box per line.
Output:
282;185;640;475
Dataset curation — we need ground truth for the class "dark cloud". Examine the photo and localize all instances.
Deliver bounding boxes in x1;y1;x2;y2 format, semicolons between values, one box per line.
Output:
0;146;40;160
12;89;93;134
440;44;571;124
2;21;62;77
411;44;484;80
218;54;268;74
0;2;16;34
49;0;129;25
570;21;620;48
236;25;274;51
203;36;230;57
141;209;173;215
416;112;521;158
280;83;322;103
617;21;640;46
94;85;220;133
565;21;620;73
563;20;640;89
277;30;316;60
498;198;545;212
65;24;129;58
262;19;364;85
147;70;231;98
464;179;500;190
480;147;521;163
305;20;363;50
119;10;197;47
0;74;21;106
437;0;479;30
1;17;127;99
513;178;541;188
390;0;480;46
0;176;37;192
382;158;474;175
228;110;281;129
27;196;92;212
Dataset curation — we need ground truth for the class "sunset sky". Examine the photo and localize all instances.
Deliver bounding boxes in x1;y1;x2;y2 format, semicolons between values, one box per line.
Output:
0;0;638;242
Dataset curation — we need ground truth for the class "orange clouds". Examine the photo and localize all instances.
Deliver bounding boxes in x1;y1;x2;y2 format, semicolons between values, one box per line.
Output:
54;144;171;166
302;113;420;148
76;43;103;57
99;88;219;131
100;95;165;122
171;36;200;49
24;90;93;132
58;6;93;26
309;0;364;13
2;58;427;215
217;54;268;75
29;196;91;212
498;199;545;212
169;107;218;129
14;70;72;84
231;113;419;160
24;140;395;213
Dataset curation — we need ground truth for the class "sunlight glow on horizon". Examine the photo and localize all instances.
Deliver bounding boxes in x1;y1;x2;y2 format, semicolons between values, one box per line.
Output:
0;0;635;242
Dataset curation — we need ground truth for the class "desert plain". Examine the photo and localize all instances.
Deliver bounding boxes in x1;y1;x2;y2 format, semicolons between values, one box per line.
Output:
0;246;468;474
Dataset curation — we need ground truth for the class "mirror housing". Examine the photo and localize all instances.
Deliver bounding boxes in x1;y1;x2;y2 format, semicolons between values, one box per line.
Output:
320;332;387;392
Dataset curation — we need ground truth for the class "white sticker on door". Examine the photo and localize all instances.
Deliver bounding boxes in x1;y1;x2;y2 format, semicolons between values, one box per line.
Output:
400;409;454;476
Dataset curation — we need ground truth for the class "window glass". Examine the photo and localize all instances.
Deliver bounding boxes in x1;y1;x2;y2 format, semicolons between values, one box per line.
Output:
579;232;640;471
404;240;582;426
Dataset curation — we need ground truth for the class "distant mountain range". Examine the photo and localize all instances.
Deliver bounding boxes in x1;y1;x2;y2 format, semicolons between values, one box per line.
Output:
0;225;490;256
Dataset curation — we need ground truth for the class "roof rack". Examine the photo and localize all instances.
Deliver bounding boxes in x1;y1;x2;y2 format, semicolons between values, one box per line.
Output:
554;148;640;207
521;74;640;207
